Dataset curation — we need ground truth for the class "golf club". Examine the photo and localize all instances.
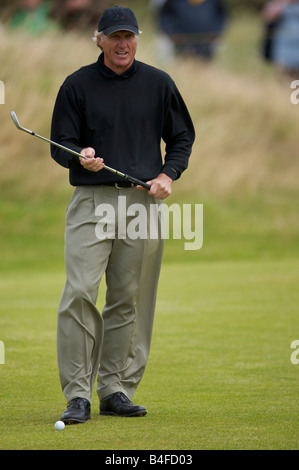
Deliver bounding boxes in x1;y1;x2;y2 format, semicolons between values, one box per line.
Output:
10;111;151;190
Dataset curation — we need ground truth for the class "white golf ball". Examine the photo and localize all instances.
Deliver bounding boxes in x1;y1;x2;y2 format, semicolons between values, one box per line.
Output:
55;420;65;431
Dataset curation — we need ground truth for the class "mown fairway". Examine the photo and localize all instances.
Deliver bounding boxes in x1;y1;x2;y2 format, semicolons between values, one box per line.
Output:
0;257;299;450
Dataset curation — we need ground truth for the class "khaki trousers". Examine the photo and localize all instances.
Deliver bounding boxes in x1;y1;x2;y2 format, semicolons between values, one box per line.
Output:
57;186;164;405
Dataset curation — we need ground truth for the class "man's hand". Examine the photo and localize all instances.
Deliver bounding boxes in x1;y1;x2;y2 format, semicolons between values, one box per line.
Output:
137;173;173;200
79;147;105;172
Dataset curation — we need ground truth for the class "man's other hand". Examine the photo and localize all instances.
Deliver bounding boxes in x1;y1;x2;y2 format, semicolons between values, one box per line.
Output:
137;173;172;200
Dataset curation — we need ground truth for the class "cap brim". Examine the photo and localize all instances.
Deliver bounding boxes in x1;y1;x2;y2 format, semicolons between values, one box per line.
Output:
103;25;139;36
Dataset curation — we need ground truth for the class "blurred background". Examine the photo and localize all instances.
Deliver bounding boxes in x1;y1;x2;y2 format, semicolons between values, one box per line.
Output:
0;0;299;266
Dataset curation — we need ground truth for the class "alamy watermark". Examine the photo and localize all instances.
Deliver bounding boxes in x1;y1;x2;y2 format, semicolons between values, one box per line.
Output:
0;341;4;364
94;196;203;251
290;340;299;365
0;80;5;104
290;80;299;104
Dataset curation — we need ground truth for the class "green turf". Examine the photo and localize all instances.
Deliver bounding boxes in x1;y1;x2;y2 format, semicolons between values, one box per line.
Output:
1;257;298;450
1;187;299;450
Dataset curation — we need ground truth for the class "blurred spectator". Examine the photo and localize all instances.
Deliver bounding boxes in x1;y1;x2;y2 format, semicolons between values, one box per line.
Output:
0;0;16;24
50;0;112;31
262;0;299;78
9;0;58;35
151;0;228;60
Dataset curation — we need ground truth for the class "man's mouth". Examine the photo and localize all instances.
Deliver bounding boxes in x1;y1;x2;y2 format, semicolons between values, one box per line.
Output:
116;52;128;56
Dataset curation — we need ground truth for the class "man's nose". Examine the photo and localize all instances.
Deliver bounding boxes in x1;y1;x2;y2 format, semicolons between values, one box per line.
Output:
118;38;127;48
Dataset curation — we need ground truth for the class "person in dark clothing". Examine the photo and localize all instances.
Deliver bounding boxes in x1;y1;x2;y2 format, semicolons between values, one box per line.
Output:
51;6;195;424
153;0;227;59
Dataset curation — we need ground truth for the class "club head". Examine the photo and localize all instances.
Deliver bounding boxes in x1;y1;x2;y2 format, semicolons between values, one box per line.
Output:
11;111;21;129
11;111;33;135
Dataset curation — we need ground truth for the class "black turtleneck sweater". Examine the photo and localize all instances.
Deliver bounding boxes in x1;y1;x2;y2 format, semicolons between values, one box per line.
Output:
50;53;195;186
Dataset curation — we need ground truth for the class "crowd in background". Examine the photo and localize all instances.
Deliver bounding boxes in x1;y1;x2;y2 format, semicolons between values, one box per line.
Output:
0;0;111;32
150;0;228;61
1;0;299;77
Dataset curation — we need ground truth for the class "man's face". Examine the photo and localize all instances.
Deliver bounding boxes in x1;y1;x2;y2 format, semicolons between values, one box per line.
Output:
99;31;138;75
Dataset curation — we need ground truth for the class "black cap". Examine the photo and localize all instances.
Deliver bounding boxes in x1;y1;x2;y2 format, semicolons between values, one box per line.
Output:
98;6;139;36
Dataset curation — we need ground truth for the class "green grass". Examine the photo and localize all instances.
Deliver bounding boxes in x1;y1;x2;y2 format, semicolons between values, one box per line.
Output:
0;259;299;450
1;191;299;449
1;190;299;274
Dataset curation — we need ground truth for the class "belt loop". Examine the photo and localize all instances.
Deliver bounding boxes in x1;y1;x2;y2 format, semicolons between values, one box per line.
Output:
114;183;134;189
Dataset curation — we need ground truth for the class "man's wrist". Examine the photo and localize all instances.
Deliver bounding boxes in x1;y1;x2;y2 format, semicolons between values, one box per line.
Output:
160;167;178;181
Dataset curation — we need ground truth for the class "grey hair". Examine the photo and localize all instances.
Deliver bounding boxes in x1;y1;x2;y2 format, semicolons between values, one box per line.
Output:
93;30;104;50
92;29;142;50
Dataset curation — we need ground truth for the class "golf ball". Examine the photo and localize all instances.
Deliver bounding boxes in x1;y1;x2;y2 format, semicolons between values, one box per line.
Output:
55;420;65;431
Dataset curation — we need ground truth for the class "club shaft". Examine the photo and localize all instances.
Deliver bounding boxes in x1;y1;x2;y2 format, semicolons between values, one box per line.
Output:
34;132;151;189
11;112;151;190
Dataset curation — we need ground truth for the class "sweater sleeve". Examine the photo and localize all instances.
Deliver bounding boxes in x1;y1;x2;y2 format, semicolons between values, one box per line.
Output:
50;80;83;169
161;81;195;181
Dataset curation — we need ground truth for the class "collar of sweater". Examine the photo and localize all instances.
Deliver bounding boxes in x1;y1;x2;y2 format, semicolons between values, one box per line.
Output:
97;52;138;79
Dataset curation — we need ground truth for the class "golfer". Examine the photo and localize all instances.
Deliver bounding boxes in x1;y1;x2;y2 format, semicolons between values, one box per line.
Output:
51;6;195;424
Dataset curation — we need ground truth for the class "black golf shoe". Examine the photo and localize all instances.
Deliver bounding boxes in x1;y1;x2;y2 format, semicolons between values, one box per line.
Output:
60;397;91;424
100;392;147;417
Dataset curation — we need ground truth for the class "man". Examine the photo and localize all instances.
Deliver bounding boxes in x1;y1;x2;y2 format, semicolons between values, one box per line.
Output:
152;0;227;60
262;0;299;77
51;6;195;424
